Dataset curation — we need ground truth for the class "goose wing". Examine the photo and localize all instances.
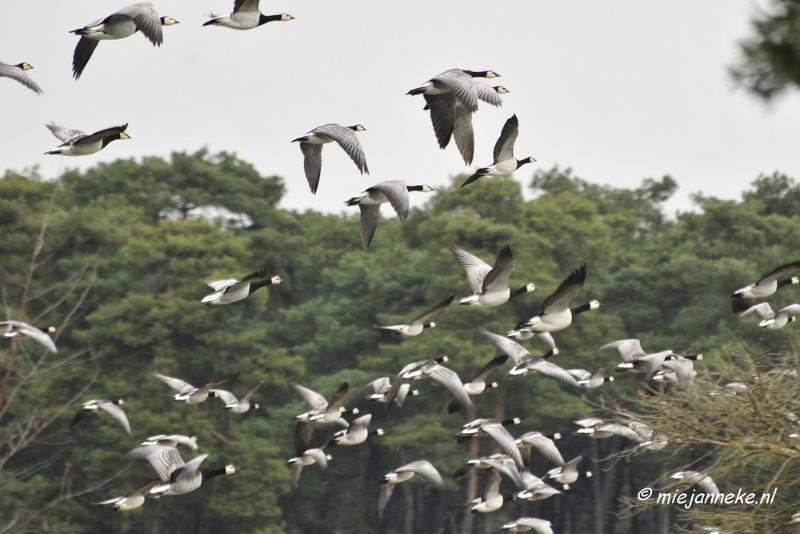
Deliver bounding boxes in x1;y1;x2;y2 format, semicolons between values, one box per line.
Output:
326;382;350;411
493;114;520;163
358;204;381;250
294;422;314;456
425;364;474;411
150;371;195;393
378;484;395;518
128;445;186;482
474;82;503;107
473;353;509;382
0;63;42;94
72;38;100;80
233;0;260;14
513;518;554;534
597;339;646;362
349;414;372;429
756;261;800;285
172;454;208;482
518;433;565;466
304;448;329;469
598;423;643;441
196;372;239;395
160;434;199;451
481;329;531;365
116;3;163;45
432;70;478;112
78;124;128;145
299;142;324;194
640;352;673;382
482;422;525;470
98;401;132;437
205;278;240;291
452;103;475;165
447;243;491;295
210;388;238;405
240;381;263;402
738;302;774;321
482;244;515;294
530;360;582;388
397;461;444;489
661;356;694;382
46;123;85;142
314;124;368;175
424;93;456;149
779;303;800;317
482;469;502;500
369;181;410;220
539;265;586;315
409;294;455;326
361;377;391;394
291;382;327;409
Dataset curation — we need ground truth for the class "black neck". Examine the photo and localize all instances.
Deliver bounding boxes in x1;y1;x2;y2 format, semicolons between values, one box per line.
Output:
434;355;447;363
407;185;425;192
248;279;273;294
517;158;532;168
571;303;591;315
500;418;518;426
509;285;529;299
101;136;120;148
202;466;228;480
259;14;282;25
778;278;795;288
462;70;488;77
423;323;434;329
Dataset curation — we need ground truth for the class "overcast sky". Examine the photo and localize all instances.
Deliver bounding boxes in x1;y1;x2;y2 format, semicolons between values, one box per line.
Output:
2;0;798;217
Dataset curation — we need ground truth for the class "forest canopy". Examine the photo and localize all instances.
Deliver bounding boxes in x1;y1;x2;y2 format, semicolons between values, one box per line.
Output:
2;150;800;534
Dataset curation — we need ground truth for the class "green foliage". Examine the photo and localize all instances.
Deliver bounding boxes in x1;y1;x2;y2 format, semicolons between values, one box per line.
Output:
2;153;800;533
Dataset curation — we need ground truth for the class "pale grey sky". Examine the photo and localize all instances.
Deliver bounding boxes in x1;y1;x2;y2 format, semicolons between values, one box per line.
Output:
1;0;798;217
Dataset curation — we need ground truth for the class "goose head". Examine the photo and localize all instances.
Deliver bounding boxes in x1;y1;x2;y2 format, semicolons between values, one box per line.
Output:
271;275;284;284
160;16;180;25
16;63;33;71
589;299;602;310
350;125;367;132
279;13;294;21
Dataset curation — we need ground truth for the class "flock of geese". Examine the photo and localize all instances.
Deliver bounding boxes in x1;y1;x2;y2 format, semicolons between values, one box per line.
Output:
3;1;797;531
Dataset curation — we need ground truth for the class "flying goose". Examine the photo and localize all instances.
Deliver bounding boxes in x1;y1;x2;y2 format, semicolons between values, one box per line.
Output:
292;381;354;424
453;454;516;479
407;69;500;113
565;364;616;388
627;422;668;451
515;431;564;467
730;261;800;312
597;339;677;382
293;124;368;194
204;0;294;29
70;3;178;79
288;413;332;488
361;377;418;407
512;471;562;501
738;302;800;329
461;115;536;188
544;456;590;491
480;330;579;387
128;436;202;482
140;434;198;451
45;124;130;156
572;419;643;441
0;321;57;352
150;370;239;404
92;479;161;511
378;460;444;518
375;294;454;336
210;381;263;413
456;418;525;470
515;265;600;332
422;84;508;165
448;243;535;307
0;61;42;94
345;181;434;249
384;356;473;412
501;518;555;534
327;414;384;446
468;469;504;513
71;399;131;437
200;269;283;305
148;454;238;496
671;470;720;495
447;353;506;413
